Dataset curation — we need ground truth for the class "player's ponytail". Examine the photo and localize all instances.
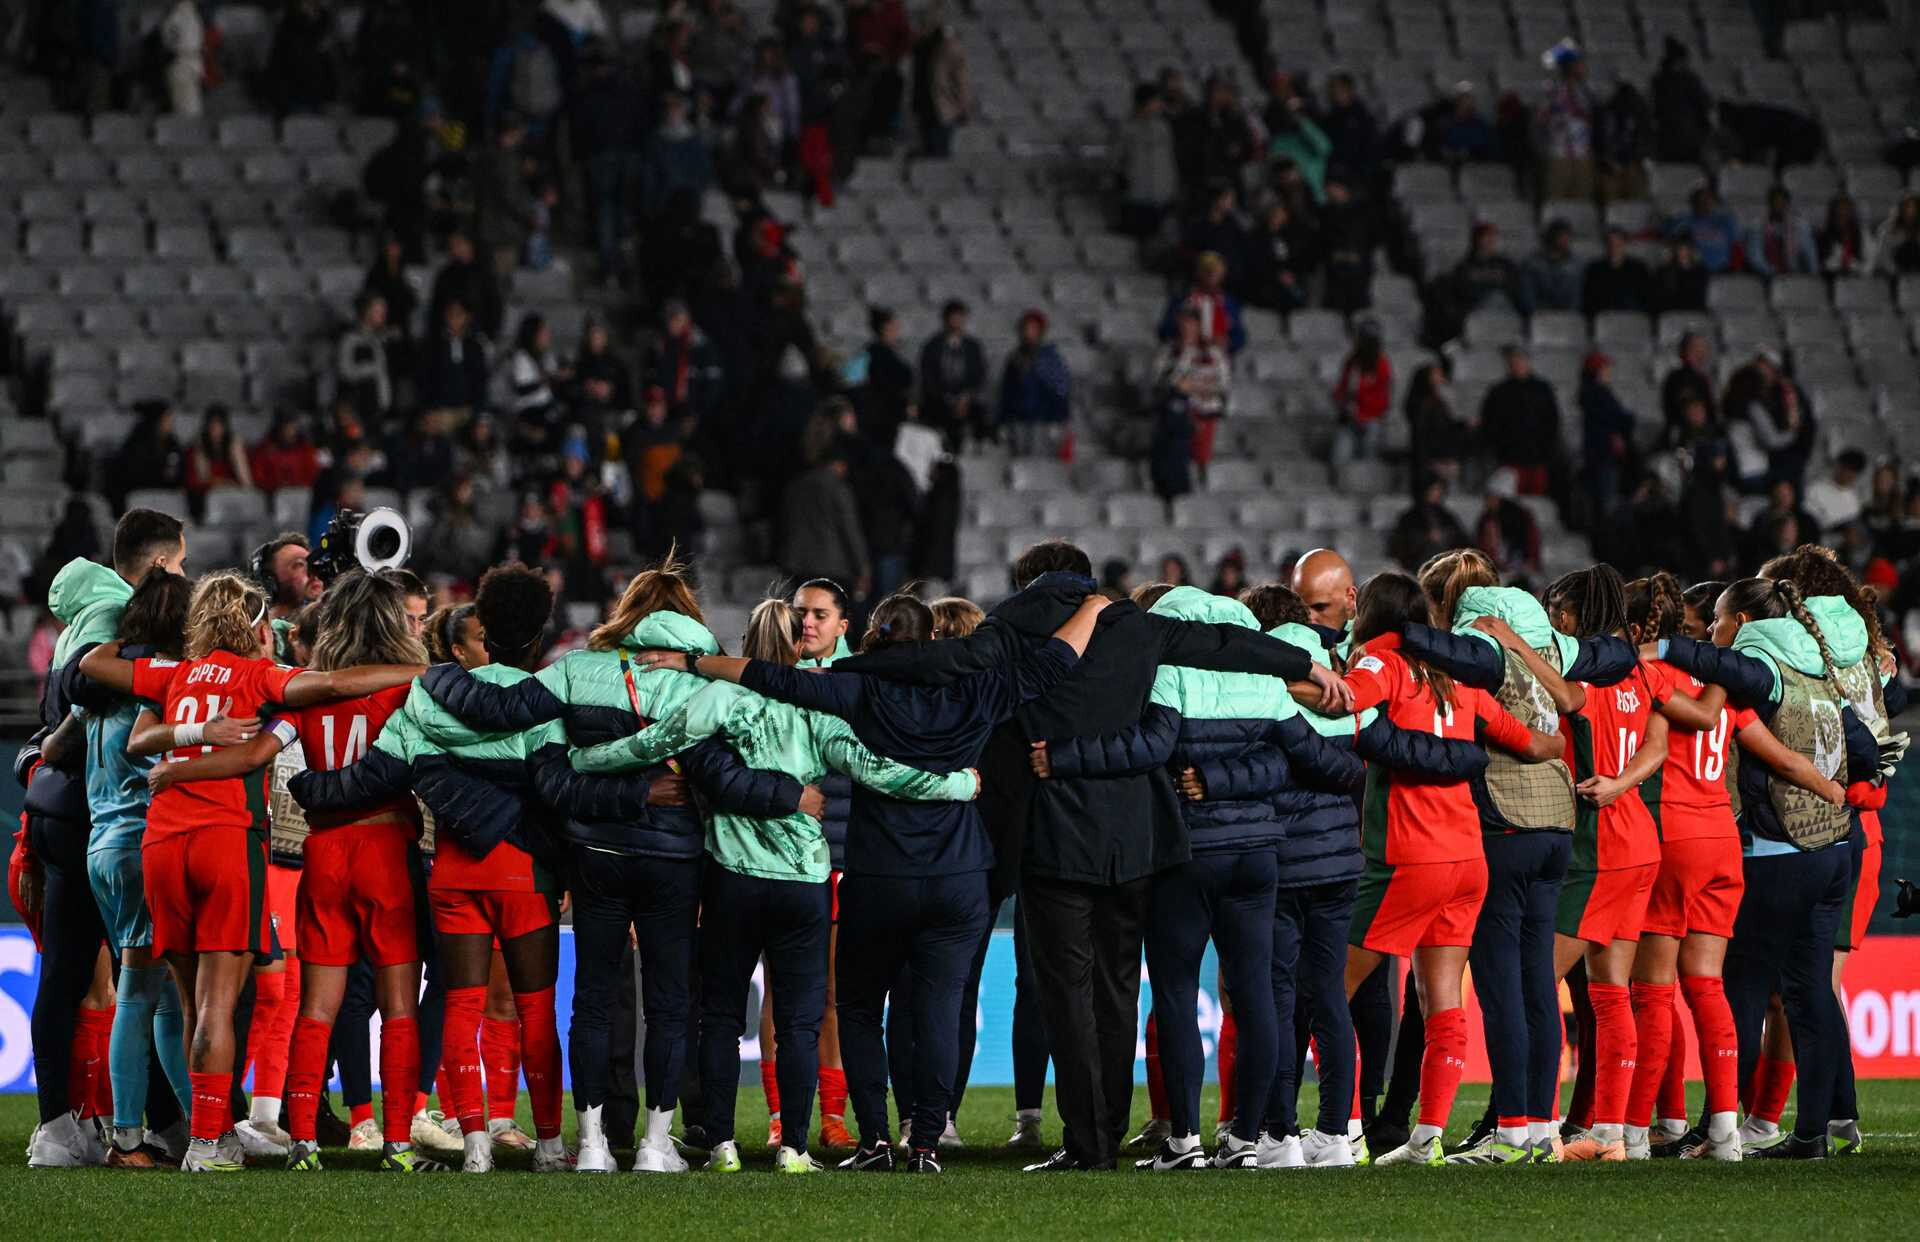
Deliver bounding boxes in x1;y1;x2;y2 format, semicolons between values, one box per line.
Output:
309;570;428;671
590;548;703;651
185;571;271;660
741;597;802;664
861;593;934;652
1416;547;1498;631
1544;564;1628;639
1625;571;1686;644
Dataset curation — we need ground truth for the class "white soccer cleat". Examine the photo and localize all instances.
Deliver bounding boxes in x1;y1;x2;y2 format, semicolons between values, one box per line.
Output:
776;1145;824;1174
1255;1133;1305;1169
1374;1135;1446;1166
532;1137;575;1173
72;1115;109;1166
1301;1128;1357;1167
346;1118;382;1150
181;1137;246;1173
633;1137;689;1173
1737;1117;1783;1154
462;1130;494;1173
26;1115;92;1168
412;1109;465;1154
706;1140;744;1172
233;1118;291;1158
1681;1130;1743;1161
1623;1129;1651;1161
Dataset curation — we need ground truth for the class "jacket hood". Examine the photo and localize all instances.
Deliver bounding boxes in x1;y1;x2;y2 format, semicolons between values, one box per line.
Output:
989;570;1094;634
1806;595;1868;670
1733;616;1829;682
1270;622;1378;733
630;610;721;656
1453;584;1578;671
1148;585;1256;628
49;558;133;669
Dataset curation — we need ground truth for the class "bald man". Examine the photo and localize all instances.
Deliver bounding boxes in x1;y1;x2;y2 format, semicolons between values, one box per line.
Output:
1290;549;1357;635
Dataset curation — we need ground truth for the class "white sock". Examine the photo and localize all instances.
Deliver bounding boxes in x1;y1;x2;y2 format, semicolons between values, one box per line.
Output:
644;1106;673;1146
1410;1123;1443;1146
578;1104;604;1145
1708;1111;1739;1141
1828;1117;1857;1133
1016;1108;1041;1122
1346;1117;1363;1140
1623;1124;1649;1147
112;1124;144;1152
1592;1123;1624;1143
1167;1132;1200;1152
1497;1125;1528;1147
1744;1116;1779;1137
387;1140;412;1153
536;1135;566;1158
1528;1121;1550;1144
1658;1117;1689;1139
250;1096;281;1126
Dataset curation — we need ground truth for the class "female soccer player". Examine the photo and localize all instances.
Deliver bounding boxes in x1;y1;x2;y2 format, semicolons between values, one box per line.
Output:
1329;572;1562;1166
1657;576;1882;1159
636;590;1108;1172
571;597;978;1173
79;571;422;1172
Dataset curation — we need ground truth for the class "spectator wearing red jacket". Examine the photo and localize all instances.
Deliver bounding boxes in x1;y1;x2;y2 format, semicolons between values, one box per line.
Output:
1331;319;1392;478
249;411;320;494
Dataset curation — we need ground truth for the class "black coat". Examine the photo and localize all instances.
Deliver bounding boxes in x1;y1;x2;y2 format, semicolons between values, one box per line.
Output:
833;571;1315;894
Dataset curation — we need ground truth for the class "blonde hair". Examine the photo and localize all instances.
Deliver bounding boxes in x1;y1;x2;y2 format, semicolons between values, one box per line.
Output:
185;571;270;660
741;598;802;663
930;596;984;639
1416;547;1498;630
310;570;429;671
589;551;703;651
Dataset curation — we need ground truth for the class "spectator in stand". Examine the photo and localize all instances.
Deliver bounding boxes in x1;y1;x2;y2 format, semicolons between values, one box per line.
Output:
475;115;532;276
1158;553;1192;587
109;399;186;509
1317;178;1373;313
1330;319;1391;474
1389;472;1472;569
1476;467;1542;574
778;439;870;596
690;0;749;106
457;412;514;494
1519;218;1581;313
545;0;610;43
738;38;803;148
384;408;459;495
570;317;633;441
643;90;717;219
1267;88;1333;204
1651;237;1709;312
1819;192;1869;276
1159;251;1247;356
1746;186;1819;277
849;0;913;143
845;423;920;596
498;490;557;565
1741;489;1810;568
267;0;340;114
648;299;723;428
505;312;568;421
1436;82;1498;164
1180;73;1261;195
1242;196;1315;312
647;16;696;102
1650;37;1712;162
1805;448;1869;535
1447;221;1524;319
846;306;915;444
417;300;491;418
1404;358;1468;483
729;92;787;193
1593;71;1652;202
1182;183;1250;278
1535;40;1595;202
918;299;988;446
1864;460;1904;545
785;4;841;118
910;13;971;158
1668;186;1742;274
361;234;418;364
1476;345;1561;495
1659;331;1717;436
1147;306;1230;500
1209;549;1248;597
429;229;504;343
336;293;395;425
573;40;644;281
624;385;685;525
1320;72;1378;185
161;0;204;116
997;310;1072;459
1582;226;1653;315
183;406;254;519
1116;83;1180;241
250;410;321;495
1578;352;1635;522
1871;193;1920;274
1721;349;1814;494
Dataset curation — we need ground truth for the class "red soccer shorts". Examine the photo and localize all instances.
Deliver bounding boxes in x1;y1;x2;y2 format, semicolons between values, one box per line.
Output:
298;822;425;968
144;827;270;958
1350;857;1488;956
1838;824;1881;952
1643;837;1744;940
1558;861;1658;945
430;888;557;941
266;861;300;955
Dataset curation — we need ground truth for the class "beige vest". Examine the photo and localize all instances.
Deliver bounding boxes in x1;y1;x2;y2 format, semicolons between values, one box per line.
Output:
1482;645;1576;829
1766;664;1851;851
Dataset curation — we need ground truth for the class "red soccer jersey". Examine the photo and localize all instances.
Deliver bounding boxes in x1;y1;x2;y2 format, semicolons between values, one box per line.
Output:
1648;661;1738;841
290;685;421;834
1345;641;1532;866
133;651;301;842
1569;661;1662;868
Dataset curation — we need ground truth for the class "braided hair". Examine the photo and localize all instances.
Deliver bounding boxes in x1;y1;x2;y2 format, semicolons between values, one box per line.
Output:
1543;564;1629;639
1625;571;1687;644
1768;544;1892;670
1774;577;1851;705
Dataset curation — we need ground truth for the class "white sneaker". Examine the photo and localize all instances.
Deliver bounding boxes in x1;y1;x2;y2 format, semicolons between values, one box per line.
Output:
234;1118;291;1158
532;1137;574;1173
347;1118;382;1150
1682;1130;1744;1161
1134;1136;1207;1171
1737;1117;1783;1153
937;1118;964;1150
1211;1134;1259;1169
776;1145;824;1174
575;1105;615;1173
26;1115;90;1168
1374;1135;1445;1166
706;1140;743;1172
145;1119;188;1164
412;1109;465;1155
462;1130;494;1173
1256;1133;1305;1169
633;1138;688;1173
1301;1129;1356;1167
1006;1114;1044;1149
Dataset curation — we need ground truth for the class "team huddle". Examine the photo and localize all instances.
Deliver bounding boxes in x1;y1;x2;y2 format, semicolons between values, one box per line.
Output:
13;507;1905;1175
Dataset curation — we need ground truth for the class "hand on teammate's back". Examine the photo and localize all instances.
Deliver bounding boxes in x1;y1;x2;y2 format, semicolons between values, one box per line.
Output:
646;773;689;806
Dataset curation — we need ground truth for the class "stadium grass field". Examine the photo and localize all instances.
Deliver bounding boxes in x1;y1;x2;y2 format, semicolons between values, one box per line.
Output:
3;1083;1919;1239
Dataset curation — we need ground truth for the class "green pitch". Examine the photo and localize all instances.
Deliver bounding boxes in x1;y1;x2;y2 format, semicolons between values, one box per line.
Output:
3;1083;1918;1239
